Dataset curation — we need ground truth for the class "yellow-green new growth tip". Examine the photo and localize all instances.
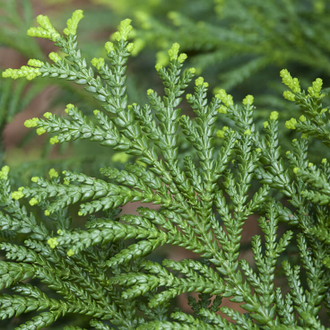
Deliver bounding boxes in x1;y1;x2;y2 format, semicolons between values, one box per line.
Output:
168;43;180;61
147;89;154;96
113;19;133;41
301;133;308;139
28;59;45;68
105;42;115;54
67;249;75;257
44;210;50;216
64;104;75;114
49;168;59;179
29;198;38;206
11;190;24;200
216;89;234;108
43;112;52;119
50;136;59;145
0;166;9;180
63;10;84;36
0;166;9;181
280;69;301;93
293;167;300;174
2;66;41;81
308;78;323;98
299;115;307;122
36;127;46;135
178;53;188;63
242;95;254;105
244;129;252;136
216;130;225;138
216;126;228;138
195;77;204;87
283;90;296;101
31;177;39;183
263;121;269;128
285;118;297;130
93;110;100;116
155;63;163;71
27;15;60;41
24;118;39;128
47;237;59;249
126;43;134;52
217;105;227;114
49;52;61;63
270;111;279;120
91;58;105;70
322;158;327;164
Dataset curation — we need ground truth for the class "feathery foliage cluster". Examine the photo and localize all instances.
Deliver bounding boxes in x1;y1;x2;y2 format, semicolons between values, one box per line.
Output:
2;0;330;176
1;8;330;330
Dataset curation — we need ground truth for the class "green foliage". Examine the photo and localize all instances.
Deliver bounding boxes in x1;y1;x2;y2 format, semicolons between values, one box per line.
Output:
0;0;137;186
0;8;330;330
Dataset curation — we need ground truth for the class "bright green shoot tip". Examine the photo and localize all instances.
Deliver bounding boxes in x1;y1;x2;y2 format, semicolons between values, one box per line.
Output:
49;52;61;63
49;168;59;179
113;19;133;41
50;136;59;145
280;69;301;94
31;177;39;183
36;127;46;135
105;42;115;54
308;78;324;98
29;198;38;206
64;104;75;114
285;118;297;130
91;58;105;70
27;59;44;68
27;15;60;41
2;66;41;81
195;77;204;86
24;118;39;128
168;43;180;61
67;249;75;257
11;190;24;200
270;111;279;120
63;10;84;36
216;89;234;108
0;166;10;180
242;95;254;105
47;237;59;249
